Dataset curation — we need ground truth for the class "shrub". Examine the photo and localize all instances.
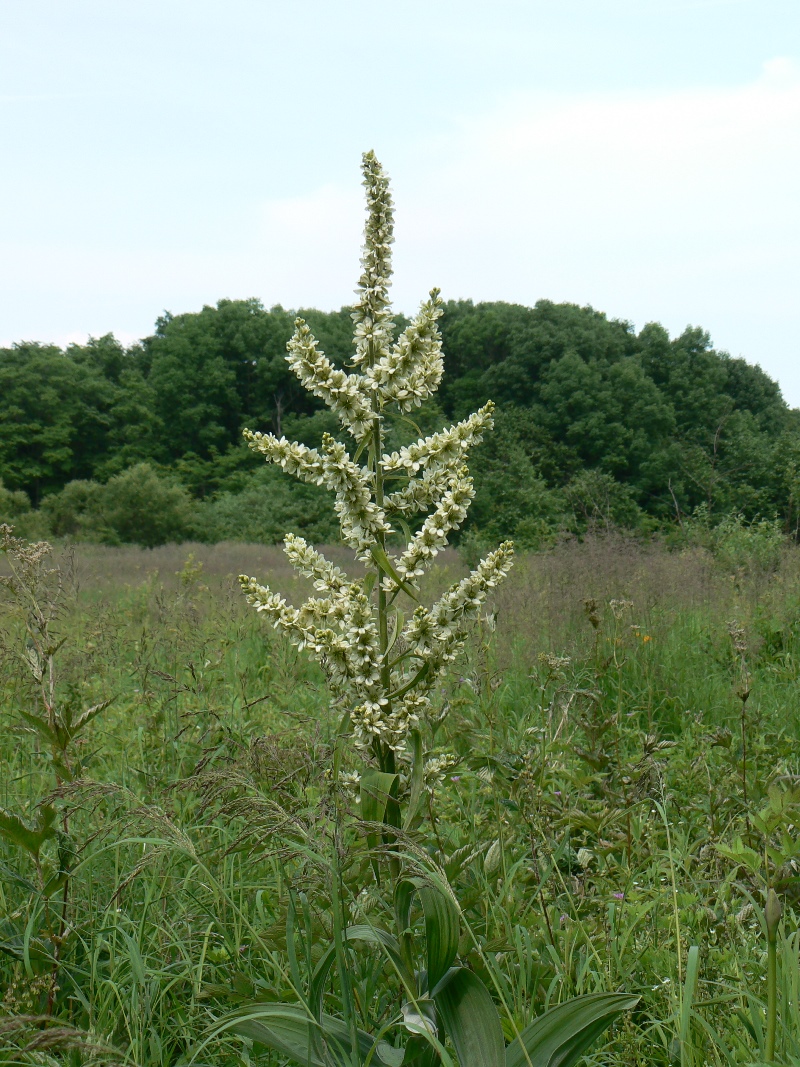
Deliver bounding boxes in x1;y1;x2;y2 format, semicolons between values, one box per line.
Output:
0;480;49;540
102;463;195;547
192;466;339;544
40;464;194;547
40;478;108;540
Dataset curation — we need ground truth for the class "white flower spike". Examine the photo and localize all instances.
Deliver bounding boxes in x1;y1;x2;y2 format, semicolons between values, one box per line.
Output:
239;153;514;764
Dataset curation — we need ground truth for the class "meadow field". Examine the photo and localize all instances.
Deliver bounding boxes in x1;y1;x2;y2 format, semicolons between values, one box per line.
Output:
3;533;800;1065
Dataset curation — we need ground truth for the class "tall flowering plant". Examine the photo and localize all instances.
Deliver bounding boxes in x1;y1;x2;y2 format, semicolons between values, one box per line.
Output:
239;153;512;777
220;154;637;1067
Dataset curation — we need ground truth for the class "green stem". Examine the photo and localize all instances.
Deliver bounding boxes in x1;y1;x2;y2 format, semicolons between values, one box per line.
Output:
766;935;777;1061
372;411;401;879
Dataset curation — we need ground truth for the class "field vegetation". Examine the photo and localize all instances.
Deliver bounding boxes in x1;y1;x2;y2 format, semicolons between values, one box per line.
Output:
2;533;800;1064
3;152;800;1067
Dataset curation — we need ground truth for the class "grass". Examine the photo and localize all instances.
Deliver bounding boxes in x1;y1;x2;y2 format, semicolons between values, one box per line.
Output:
3;533;800;1065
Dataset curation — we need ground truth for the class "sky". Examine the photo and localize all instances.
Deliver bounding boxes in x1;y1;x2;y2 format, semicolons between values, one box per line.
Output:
1;0;799;402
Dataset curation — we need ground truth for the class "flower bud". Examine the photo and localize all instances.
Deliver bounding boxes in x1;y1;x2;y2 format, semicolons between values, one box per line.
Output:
765;888;782;943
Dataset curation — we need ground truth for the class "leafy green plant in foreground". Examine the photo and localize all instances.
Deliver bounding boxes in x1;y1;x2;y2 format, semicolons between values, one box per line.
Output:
213;154;639;1066
0;526;110;1015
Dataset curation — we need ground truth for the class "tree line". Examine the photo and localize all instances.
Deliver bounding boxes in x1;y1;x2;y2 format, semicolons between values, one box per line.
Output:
2;297;798;548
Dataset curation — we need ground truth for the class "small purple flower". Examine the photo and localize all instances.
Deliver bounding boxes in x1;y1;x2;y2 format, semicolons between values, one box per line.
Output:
613;892;625;900
450;775;461;781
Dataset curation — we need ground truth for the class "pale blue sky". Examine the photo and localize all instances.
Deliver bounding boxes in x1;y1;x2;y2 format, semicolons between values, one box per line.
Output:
2;0;799;401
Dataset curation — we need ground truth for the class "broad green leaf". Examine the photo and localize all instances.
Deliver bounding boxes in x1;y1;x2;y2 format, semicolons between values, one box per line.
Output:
433;967;504;1067
402;1035;439;1067
360;772;399;828
377;1039;405;1066
310;926;415;1023
0;805;57;858
395;877;460;992
401;998;438;1037
17;710;59;748
403;730;425;831
229;1003;372;1067
505;992;640;1067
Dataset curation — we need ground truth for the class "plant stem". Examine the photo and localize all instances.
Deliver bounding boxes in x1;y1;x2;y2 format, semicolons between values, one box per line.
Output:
766;934;777;1062
372;411;400;878
765;887;781;1062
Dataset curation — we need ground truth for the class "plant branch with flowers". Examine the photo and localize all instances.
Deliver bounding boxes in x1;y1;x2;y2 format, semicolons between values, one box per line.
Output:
220;152;637;1067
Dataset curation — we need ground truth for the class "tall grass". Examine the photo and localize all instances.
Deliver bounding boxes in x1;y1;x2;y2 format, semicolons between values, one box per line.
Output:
3;534;800;1064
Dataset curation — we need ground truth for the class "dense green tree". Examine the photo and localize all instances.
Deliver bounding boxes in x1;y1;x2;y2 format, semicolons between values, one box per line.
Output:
0;342;119;501
0;296;794;544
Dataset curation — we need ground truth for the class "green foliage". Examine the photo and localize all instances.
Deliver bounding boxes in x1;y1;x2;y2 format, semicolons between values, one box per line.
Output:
682;507;787;574
3;535;800;1060
41;464;194;547
2;296;797;548
193;466;339;545
101;464;195;547
563;470;646;533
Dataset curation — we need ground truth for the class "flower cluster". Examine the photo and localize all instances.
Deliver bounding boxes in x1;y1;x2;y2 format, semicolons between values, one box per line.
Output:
381;403;494;476
364;291;444;410
239;153;515;759
401;542;515;687
283;533;349;596
286;320;374;439
351;150;395;368
394;470;475;580
423;753;460;793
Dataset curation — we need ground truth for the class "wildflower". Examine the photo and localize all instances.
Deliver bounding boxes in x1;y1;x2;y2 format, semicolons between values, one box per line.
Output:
727;620;747;655
423;753;459;792
609;599;634;620
339;770;362;802
538;651;571;674
238;153;514;761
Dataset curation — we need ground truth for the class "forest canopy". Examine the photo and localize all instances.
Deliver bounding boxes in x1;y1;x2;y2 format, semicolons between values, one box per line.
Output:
2;297;797;548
